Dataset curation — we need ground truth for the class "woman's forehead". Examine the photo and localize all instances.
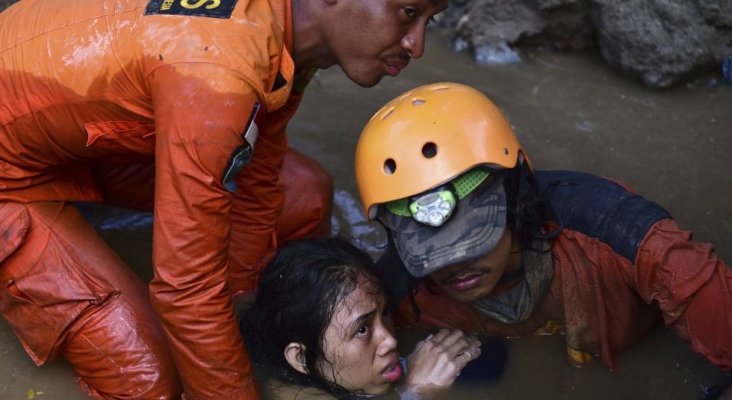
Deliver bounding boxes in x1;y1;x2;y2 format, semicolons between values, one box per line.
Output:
330;278;384;329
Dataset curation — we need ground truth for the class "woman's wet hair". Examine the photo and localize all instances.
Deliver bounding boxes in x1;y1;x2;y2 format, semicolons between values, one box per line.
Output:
241;237;383;399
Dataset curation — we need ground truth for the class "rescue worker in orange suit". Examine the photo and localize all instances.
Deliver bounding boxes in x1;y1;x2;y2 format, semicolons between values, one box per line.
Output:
0;0;447;397
355;83;732;387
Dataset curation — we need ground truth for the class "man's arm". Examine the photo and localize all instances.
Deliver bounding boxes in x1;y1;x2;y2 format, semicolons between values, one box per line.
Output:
148;62;261;399
635;218;732;371
226;90;299;295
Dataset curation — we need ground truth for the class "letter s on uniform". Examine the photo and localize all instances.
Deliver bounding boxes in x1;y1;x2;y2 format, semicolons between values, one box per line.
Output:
180;0;220;10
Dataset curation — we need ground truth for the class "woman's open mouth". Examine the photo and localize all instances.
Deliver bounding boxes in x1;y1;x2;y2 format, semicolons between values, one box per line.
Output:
381;359;403;382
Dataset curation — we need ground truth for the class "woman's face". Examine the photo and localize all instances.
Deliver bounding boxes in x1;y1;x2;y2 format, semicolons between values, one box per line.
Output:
316;275;402;395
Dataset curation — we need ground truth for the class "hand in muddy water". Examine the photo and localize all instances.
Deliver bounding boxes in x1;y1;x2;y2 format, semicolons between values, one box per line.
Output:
453;335;507;384
402;329;482;398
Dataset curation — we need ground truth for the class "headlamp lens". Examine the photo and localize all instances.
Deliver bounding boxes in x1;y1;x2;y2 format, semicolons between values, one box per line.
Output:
408;190;456;227
383;168;493;226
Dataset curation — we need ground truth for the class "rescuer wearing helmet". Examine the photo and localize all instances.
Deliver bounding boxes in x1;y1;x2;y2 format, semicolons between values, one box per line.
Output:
0;0;447;398
355;82;732;374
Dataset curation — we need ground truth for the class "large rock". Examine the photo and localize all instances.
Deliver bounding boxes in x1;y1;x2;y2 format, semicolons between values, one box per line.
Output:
442;0;732;88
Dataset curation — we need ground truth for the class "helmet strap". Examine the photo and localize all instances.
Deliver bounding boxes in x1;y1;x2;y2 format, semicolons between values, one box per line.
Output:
507;154;533;236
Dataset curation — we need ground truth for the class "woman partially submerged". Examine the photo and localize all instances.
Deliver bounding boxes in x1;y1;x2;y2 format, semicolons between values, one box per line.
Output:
241;238;482;399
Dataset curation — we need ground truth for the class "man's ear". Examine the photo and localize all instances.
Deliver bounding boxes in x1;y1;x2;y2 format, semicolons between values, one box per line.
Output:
284;342;309;374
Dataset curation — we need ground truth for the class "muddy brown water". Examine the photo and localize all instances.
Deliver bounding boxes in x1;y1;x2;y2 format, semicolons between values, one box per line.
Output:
1;29;730;399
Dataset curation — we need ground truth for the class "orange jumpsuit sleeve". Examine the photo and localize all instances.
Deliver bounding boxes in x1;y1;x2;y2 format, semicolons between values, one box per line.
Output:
147;62;260;399
227;86;306;294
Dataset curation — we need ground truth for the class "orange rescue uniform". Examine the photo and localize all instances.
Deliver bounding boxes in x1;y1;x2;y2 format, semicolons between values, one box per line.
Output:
0;0;332;398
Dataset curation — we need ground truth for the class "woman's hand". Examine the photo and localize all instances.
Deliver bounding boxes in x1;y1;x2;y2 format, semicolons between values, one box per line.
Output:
402;329;482;398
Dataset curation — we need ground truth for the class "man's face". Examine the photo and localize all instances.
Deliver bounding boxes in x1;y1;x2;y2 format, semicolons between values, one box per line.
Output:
427;228;516;303
325;0;448;87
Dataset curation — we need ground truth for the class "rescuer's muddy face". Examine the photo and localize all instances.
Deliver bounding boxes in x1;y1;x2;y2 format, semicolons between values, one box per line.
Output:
427;229;518;303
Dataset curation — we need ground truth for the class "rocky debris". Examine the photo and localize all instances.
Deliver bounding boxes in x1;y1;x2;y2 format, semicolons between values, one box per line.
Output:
440;0;732;88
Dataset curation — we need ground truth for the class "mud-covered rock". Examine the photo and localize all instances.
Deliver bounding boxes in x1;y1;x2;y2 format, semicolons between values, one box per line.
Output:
443;0;594;55
591;0;732;87
441;0;732;88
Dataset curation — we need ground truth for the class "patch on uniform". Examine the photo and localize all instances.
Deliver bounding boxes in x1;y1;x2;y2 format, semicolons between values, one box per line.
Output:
222;102;261;193
144;0;238;18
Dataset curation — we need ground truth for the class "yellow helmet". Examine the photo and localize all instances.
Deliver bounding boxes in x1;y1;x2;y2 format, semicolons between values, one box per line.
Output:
355;82;529;220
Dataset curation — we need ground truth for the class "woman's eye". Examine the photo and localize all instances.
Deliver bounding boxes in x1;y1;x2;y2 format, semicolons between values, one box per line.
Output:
356;324;370;337
403;6;417;19
427;15;436;25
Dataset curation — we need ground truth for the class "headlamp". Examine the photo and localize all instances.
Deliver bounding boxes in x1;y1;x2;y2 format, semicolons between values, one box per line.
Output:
384;168;494;227
408;189;456;227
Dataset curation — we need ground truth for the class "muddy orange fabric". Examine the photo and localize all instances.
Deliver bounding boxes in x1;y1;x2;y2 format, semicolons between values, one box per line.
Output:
228;148;334;294
0;150;331;399
0;0;329;397
394;219;732;371
0;201;183;399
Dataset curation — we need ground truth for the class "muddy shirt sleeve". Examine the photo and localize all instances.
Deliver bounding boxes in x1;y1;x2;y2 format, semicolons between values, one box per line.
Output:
147;62;260;399
634;218;732;370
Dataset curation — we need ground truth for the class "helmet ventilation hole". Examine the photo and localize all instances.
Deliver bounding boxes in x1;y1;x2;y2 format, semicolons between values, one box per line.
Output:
430;85;450;91
503;147;509;155
383;159;397;175
412;99;426;106
422;142;437;158
381;107;395;120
